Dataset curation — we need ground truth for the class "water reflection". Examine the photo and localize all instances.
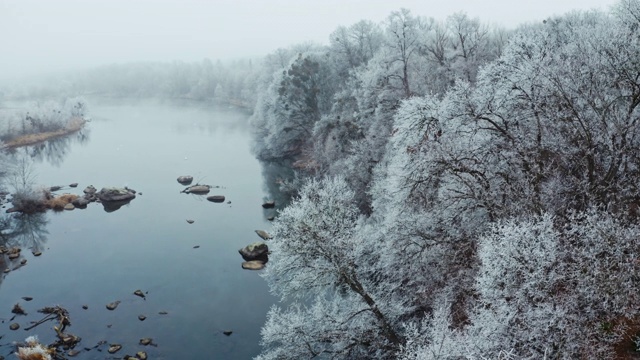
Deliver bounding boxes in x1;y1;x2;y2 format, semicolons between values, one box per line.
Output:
101;198;133;212
4;127;91;167
3;212;49;252
0;212;48;285
258;159;297;220
0;99;276;358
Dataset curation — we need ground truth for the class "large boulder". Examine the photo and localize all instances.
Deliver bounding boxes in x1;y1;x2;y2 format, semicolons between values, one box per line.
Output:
98;187;136;202
239;242;269;261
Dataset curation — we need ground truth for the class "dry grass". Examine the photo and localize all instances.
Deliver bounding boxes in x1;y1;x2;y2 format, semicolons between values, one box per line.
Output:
45;194;78;211
2;117;86;149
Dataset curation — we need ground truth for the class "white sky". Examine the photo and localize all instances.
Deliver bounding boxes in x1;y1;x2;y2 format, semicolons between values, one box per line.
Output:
0;0;618;80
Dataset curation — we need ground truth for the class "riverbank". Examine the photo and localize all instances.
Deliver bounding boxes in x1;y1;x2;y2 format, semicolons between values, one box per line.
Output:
1;116;86;149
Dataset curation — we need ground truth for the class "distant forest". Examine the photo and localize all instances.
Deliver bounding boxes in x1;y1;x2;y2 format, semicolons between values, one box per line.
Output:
2;1;640;358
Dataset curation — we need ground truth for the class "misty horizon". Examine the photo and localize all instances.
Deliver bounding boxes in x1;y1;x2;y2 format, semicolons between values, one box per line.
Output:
1;0;617;82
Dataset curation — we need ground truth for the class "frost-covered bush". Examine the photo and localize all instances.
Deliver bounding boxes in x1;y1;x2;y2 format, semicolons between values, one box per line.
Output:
0;97;87;141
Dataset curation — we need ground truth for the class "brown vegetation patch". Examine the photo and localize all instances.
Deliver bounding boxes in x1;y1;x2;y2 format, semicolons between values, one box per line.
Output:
2;117;86;149
612;316;640;359
46;194;78;211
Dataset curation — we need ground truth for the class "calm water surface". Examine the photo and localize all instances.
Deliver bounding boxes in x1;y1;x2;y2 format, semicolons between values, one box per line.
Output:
0;98;277;359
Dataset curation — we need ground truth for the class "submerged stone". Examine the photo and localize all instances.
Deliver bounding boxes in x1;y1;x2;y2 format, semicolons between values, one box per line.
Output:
207;195;225;203
255;230;272;240
242;260;265;270
68;349;80;357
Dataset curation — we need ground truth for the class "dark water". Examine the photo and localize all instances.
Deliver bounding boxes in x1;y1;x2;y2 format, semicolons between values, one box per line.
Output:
0;99;277;359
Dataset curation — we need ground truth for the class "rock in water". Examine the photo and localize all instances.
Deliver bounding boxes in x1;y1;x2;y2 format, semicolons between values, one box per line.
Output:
69;183;78;188
108;344;122;354
83;185;97;194
262;200;275;208
64;203;75;210
182;184;211;194
98;187;136;202
177;175;194;185
207;195;225;203
242;260;265;270
255;230;272;240
68;349;80;357
106;301;121;310
239;242;269;261
72;197;90;207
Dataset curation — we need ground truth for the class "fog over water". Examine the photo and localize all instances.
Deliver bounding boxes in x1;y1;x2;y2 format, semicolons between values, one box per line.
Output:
0;0;617;81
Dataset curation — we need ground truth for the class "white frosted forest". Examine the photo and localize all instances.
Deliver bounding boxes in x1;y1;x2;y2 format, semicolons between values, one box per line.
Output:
1;0;640;358
250;1;640;359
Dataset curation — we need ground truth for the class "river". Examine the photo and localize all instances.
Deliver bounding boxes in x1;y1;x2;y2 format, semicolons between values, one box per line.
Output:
0;98;278;359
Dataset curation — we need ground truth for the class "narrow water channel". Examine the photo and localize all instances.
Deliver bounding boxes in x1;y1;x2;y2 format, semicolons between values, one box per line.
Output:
0;98;276;359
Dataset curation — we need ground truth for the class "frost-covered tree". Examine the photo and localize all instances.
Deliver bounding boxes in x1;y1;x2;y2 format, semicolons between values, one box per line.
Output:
259;177;405;358
252;51;337;160
255;3;640;358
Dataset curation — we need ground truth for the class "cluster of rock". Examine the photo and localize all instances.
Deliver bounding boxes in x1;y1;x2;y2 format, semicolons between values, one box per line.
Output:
177;174;275;270
238;230;273;270
4;184;138;214
11;290;163;359
178;175;229;203
0;245;37;274
66;185;137;212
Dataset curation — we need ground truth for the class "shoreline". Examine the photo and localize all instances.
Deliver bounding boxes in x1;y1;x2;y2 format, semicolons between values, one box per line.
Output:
1;117;86;149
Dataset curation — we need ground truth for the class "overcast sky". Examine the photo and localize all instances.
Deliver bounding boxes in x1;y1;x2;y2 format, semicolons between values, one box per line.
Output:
0;0;618;80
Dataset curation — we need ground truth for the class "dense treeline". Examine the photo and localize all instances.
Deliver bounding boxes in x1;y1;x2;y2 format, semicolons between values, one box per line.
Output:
252;11;509;211
0;59;260;109
251;1;640;359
